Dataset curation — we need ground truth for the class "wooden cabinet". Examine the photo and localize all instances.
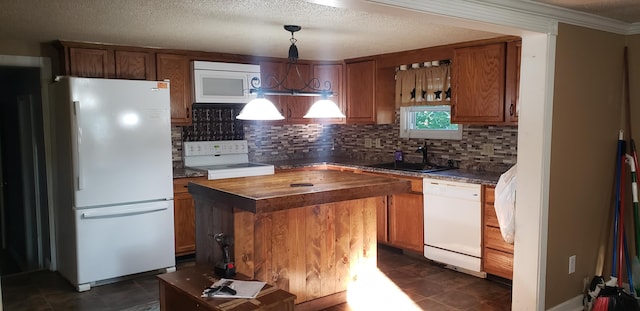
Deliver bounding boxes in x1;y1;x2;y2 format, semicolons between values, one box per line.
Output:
114;50;156;80
68;47;112;78
451;40;521;125
58;41;195;126
64;45;156;80
256;61;286;122
345;60;376;124
283;62;313;122
156;53;193;126
451;43;506;124
505;40;521;125
257;61;344;124
482;185;514;279
367;172;424;253
310;63;345;124
388;192;424;253
173;177;206;256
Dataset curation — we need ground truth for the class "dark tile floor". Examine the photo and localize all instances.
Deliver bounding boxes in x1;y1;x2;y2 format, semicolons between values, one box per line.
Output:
1;246;511;310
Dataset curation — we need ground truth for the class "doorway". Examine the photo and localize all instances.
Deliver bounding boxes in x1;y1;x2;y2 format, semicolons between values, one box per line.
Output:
0;65;50;276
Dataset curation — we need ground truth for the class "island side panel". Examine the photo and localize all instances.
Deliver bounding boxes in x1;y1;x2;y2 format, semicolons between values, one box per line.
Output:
291;206;307;303
334;201;351;293
193;195;235;266
234;197;381;305
234;209;255;275
362;197;380;270
320;203;337;298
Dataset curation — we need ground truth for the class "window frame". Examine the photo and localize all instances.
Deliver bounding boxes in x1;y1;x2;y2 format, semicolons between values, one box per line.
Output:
399;105;463;140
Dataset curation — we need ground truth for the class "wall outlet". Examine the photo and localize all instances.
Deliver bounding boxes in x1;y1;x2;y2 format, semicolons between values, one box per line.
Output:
375;138;382;148
481;143;494;156
569;255;576;274
364;138;372;148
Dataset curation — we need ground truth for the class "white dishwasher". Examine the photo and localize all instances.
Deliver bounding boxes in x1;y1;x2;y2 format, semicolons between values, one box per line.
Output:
423;178;485;277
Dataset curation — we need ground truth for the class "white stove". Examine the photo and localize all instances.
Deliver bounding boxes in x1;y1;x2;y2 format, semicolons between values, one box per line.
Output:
183;140;274;180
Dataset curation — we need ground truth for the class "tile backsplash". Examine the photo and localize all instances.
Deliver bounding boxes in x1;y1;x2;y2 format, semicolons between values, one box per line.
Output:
244;122;517;172
173;106;517;172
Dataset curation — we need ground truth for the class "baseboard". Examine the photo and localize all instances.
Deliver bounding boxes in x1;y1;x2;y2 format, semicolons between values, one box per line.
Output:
547;294;583;311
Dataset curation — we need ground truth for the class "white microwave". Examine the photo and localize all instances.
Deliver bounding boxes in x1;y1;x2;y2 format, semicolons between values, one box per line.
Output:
191;61;261;104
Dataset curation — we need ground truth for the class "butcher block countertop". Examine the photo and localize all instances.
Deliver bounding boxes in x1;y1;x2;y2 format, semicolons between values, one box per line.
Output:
188;170;411;214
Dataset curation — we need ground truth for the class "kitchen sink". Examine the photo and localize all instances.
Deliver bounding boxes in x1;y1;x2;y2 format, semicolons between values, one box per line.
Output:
367;162;453;173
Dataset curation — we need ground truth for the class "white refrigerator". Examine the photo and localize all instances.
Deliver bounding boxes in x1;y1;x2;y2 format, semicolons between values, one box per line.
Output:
49;77;175;291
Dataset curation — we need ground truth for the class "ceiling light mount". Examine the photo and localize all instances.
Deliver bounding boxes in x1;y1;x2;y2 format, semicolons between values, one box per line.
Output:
284;25;301;63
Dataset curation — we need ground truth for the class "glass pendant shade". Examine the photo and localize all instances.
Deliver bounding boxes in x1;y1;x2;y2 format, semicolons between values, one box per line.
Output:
236;97;284;120
303;98;346;118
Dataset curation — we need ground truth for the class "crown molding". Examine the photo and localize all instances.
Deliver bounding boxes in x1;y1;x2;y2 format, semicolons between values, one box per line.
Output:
369;0;634;35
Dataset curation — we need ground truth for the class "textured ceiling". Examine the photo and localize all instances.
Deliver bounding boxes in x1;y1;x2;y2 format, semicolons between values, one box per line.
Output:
0;0;502;60
0;0;638;61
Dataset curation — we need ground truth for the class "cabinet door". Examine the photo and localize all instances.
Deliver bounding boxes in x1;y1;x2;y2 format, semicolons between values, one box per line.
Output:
377;196;388;243
115;50;156;80
505;40;521;125
451;43;506;124
156;53;192;126
68;47;112;78
311;63;345;124
284;63;313;123
388;193;424;253
174;192;196;256
258;61;287;123
345;60;376;124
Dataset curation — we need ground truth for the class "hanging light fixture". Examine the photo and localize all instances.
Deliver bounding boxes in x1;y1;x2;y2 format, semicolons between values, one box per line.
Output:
236;25;346;120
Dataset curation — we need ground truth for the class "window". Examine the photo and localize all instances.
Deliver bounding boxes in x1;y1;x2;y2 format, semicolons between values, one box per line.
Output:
399;105;463;140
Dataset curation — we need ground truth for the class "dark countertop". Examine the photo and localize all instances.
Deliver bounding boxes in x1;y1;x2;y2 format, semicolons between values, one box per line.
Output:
264;157;505;186
174;157;505;186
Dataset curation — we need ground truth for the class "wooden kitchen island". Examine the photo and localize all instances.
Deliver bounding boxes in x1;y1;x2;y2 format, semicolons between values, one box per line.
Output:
188;170;411;310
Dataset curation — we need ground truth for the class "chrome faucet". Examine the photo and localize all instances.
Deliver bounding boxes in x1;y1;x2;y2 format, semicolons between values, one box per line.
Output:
416;142;428;165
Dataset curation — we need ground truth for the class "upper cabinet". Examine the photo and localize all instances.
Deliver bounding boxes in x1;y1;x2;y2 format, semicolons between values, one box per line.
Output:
451;43;506;124
451;40;521;125
56;37;520;127
58;41;194;126
62;43;155;80
114;50;156;80
67;46;112;78
311;63;344;124
505;40;521;125
156;53;193;126
345;60;376;124
257;60;344;124
283;62;313;123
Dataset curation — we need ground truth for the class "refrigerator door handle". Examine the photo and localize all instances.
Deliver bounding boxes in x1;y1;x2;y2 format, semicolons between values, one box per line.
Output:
73;101;84;190
81;205;169;219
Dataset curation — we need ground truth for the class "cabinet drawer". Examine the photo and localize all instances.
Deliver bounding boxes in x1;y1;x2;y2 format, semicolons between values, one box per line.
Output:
484;225;514;253
484;247;513;280
173;177;206;194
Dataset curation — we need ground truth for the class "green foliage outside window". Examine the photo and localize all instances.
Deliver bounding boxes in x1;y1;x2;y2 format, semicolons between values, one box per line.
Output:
414;110;459;130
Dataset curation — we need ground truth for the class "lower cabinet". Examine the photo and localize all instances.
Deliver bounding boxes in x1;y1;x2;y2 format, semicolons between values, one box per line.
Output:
482;185;514;279
388;192;424;253
173;177;206;256
373;174;424;254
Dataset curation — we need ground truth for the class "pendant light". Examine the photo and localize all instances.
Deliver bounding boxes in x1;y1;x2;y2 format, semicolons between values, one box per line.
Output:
237;25;345;121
